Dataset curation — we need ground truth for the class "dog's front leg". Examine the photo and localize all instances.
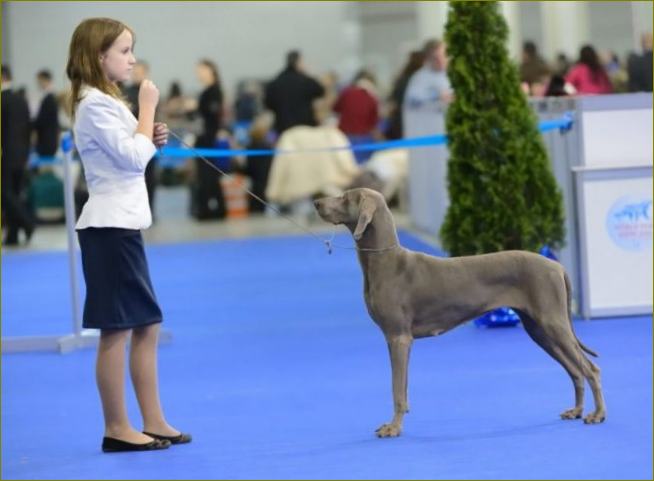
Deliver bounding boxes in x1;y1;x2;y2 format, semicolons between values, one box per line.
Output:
376;334;412;438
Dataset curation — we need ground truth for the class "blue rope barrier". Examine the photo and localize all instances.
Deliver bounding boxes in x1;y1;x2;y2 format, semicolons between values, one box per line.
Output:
158;113;575;159
50;113;574;166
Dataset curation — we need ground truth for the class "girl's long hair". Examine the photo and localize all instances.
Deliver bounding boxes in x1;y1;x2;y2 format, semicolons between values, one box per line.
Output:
66;17;134;117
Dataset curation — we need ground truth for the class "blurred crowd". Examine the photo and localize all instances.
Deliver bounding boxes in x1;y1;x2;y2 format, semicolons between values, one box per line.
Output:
519;33;653;97
2;32;652;245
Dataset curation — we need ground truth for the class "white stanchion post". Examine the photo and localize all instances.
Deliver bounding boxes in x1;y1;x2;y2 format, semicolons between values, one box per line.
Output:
56;132;171;352
57;132;99;353
61;132;83;336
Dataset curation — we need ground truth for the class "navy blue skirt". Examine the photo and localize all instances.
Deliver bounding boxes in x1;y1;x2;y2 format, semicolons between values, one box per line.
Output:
77;228;163;330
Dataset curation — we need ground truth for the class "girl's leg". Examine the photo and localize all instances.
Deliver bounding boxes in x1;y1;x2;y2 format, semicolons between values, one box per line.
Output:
97;329;154;443
130;322;180;436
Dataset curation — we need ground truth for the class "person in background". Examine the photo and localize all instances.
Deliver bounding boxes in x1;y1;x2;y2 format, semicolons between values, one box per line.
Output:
565;45;613;95
520;41;551;91
264;50;325;134
33;69;60;159
2;64;35;246
385;49;423;140
544;74;568;97
233;79;262;146
553;52;571;77
313;70;340;127
600;50;628;92
243;112;274;214
234;79;261;125
403;39;453;109
121;60;159;220
162;81;194;134
628;32;653;92
192;59;227;220
333;69;380;164
121;60;149;109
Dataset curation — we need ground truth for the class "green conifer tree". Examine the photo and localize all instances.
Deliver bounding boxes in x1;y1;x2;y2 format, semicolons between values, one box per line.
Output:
440;1;565;256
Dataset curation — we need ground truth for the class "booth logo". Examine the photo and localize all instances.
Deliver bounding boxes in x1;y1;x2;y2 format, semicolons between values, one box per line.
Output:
606;197;652;251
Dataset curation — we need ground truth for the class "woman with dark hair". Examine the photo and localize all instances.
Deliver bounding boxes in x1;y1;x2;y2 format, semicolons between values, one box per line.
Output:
565;45;613;95
162;81;187;131
192;59;227;220
385;50;423;140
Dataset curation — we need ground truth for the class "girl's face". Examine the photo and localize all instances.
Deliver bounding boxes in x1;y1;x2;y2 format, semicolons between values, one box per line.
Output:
100;29;136;83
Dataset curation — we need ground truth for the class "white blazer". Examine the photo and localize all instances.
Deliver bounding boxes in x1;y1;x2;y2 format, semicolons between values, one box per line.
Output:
74;86;156;230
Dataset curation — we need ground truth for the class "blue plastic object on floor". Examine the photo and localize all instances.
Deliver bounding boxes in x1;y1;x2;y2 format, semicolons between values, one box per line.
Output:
475;245;559;328
539;244;559;261
474;306;521;327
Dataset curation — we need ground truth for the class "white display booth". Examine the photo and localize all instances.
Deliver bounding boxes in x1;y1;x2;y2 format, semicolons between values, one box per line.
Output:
573;94;652;318
404;93;653;319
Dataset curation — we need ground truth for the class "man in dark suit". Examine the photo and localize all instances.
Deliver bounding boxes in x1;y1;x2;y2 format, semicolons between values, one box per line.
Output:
2;65;35;245
264;50;325;135
120;60;159;220
628;33;653;92
33;69;60;158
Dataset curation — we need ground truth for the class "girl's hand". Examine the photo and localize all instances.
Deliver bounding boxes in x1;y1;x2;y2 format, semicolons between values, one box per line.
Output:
138;79;160;112
153;122;169;147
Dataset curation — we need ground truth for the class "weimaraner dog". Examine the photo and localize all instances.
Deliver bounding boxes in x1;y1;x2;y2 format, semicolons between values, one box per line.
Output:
314;188;606;438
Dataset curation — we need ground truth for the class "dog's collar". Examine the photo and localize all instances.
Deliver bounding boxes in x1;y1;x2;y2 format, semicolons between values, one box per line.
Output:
323;238;400;255
355;244;401;253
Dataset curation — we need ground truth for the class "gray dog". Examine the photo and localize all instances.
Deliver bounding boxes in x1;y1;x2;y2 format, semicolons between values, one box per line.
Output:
314;188;606;438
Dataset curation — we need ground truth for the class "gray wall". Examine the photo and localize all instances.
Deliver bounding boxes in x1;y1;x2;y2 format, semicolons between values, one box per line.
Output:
4;1;361;99
588;1;636;57
358;2;418;93
4;1;651;105
631;0;654;50
519;1;544;55
2;2;10;66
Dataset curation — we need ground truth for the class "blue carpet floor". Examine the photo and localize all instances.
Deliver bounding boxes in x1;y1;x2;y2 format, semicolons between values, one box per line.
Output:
2;232;652;479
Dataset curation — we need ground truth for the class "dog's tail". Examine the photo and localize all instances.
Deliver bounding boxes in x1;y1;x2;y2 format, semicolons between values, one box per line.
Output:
564;271;599;358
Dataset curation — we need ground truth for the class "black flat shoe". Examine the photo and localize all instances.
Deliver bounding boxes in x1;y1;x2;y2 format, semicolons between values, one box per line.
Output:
102;436;171;453
24;224;35;244
143;431;192;445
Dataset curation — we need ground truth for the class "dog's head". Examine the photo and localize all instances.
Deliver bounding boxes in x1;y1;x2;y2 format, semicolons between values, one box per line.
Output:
314;188;384;240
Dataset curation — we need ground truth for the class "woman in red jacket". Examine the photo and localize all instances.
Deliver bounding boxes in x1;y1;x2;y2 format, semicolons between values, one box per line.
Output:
333;70;380;164
565;45;613;95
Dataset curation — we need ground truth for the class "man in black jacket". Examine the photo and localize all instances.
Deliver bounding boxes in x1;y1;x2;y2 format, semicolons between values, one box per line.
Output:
33;69;60;158
264;50;325;135
2;65;35;245
120;61;159;220
628;33;653;92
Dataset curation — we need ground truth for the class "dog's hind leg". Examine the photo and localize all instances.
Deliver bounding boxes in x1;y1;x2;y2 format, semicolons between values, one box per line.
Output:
560;273;606;423
579;356;606;424
376;334;412;438
549;333;605;424
531;317;605;424
517;310;585;420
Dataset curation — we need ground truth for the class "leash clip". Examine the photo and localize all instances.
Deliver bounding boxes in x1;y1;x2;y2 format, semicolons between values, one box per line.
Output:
324;239;333;255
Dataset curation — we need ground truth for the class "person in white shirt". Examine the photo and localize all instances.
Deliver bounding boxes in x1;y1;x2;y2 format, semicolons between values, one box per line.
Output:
66;17;190;453
403;39;453;109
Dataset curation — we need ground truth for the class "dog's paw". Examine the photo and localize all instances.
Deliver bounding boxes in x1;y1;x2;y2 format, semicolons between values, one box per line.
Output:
375;423;401;438
583;411;606;424
560;407;583;420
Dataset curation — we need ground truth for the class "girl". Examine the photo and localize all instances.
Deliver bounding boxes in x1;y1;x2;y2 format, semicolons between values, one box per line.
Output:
66;17;190;453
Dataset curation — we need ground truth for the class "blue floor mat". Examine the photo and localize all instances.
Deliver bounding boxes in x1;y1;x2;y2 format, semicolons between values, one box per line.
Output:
2;232;652;479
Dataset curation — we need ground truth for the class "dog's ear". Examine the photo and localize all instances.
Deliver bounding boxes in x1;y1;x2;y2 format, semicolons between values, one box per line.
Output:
353;196;376;240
